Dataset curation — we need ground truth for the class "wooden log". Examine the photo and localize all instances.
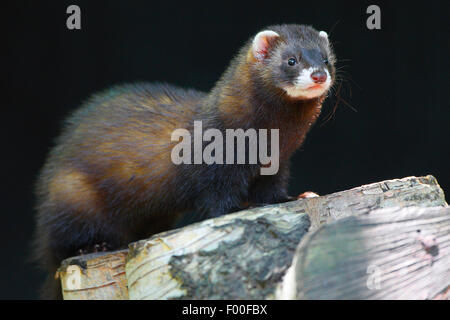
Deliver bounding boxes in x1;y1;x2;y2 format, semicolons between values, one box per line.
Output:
126;205;310;299
58;250;128;300
278;206;450;300
302;175;447;229
58;175;447;299
125;175;447;300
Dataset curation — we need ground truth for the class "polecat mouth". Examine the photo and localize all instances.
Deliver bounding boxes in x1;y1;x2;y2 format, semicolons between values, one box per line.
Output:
307;84;323;90
283;83;329;99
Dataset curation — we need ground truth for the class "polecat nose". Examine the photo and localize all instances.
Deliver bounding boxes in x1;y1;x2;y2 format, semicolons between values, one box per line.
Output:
311;70;327;84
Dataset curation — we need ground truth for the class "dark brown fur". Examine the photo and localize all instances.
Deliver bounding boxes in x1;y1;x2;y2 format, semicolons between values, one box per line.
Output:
33;24;335;298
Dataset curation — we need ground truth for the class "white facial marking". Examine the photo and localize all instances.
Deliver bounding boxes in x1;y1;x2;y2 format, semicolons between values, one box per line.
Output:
319;31;328;39
284;68;331;99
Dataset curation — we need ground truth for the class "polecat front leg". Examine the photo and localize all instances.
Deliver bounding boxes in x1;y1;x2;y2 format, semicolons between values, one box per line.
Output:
248;164;292;206
248;164;319;206
193;165;250;219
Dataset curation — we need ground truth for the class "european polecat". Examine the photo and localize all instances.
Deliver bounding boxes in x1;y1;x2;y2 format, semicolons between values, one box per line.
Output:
33;24;336;298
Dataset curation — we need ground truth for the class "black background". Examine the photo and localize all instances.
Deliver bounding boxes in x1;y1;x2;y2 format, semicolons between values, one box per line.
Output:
3;0;449;299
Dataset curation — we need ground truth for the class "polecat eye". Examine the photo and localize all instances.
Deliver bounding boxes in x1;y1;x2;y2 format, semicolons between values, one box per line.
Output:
288;58;297;66
323;59;329;65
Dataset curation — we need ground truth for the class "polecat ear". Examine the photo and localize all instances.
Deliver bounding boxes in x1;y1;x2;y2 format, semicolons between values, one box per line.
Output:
252;30;280;61
319;31;328;41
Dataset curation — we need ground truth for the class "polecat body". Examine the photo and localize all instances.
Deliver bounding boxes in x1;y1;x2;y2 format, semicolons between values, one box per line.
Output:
34;24;335;298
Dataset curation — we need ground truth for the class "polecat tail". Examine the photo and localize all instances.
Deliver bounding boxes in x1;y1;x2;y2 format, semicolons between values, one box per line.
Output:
39;272;62;300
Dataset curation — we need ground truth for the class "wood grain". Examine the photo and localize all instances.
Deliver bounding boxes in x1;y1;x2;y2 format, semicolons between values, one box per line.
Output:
282;206;450;299
58;175;448;299
59;250;128;300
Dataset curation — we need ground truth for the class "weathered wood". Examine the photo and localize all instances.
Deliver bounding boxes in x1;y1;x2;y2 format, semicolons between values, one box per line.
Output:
59;250;128;300
301;175;447;229
58;175;448;299
126;207;310;299
125;175;447;300
278;206;450;300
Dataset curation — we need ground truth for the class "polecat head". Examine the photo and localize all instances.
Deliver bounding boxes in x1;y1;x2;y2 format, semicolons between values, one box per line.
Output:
249;24;336;100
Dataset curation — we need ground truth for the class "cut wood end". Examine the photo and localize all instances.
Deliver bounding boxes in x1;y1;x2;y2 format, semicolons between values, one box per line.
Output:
59;250;129;300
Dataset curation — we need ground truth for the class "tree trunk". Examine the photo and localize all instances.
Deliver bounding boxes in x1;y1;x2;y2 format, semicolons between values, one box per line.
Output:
278;206;450;299
58;175;448;300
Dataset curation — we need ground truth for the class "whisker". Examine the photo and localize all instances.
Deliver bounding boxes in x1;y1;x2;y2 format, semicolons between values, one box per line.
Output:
321;70;359;126
321;81;343;125
328;20;341;37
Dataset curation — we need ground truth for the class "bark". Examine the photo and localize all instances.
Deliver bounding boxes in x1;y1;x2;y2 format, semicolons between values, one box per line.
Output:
58;175;448;300
279;206;450;299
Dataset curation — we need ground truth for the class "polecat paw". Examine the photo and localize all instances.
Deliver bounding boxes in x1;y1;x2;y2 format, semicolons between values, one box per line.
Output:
78;242;110;255
94;242;110;252
297;191;319;199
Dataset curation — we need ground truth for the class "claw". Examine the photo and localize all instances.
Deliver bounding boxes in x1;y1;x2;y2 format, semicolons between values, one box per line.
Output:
297;191;319;199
